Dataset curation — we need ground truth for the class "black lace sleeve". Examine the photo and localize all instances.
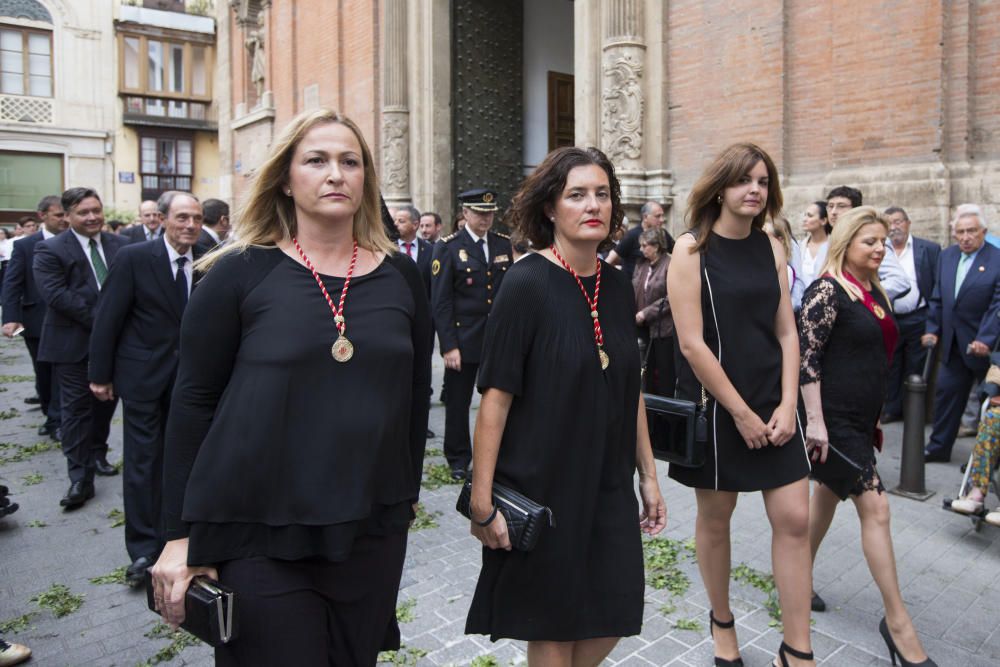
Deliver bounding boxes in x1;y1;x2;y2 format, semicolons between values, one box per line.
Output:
799;278;839;385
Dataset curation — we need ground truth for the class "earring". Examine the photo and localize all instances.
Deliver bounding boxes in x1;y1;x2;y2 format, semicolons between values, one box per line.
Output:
716;194;722;204
284;189;291;196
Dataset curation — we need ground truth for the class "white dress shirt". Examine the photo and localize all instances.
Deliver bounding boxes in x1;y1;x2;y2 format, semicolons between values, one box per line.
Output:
465;226;488;261
164;238;194;298
71;228;107;289
397;237;419;261
203;226;221;245
893;235;923;314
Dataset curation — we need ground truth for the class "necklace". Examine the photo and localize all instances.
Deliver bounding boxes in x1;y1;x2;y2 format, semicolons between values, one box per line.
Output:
292;237;358;362
549;244;608;370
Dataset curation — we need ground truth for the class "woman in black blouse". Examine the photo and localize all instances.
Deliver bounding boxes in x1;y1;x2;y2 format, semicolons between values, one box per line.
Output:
465;147;666;664
150;109;432;665
799;207;934;667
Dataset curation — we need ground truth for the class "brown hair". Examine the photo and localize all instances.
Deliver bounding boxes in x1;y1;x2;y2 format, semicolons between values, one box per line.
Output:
685;142;783;254
507;146;624;253
197;108;394;271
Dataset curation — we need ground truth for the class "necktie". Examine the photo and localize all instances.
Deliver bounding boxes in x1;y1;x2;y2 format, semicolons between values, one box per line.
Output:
404;242;414;260
175;256;189;309
89;239;108;286
955;253;972;297
476;238;486;261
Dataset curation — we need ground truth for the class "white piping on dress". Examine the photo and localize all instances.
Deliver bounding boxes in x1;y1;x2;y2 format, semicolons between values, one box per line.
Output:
795;409;811;471
703;264;723;490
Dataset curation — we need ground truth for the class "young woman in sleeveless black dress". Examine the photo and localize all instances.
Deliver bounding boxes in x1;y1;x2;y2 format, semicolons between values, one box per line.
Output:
668;144;814;667
800;207;935;667
464;147;666;665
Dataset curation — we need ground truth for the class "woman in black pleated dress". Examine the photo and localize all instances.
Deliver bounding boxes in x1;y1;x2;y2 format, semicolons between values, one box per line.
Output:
800;206;935;667
667;144;814;667
464;146;666;665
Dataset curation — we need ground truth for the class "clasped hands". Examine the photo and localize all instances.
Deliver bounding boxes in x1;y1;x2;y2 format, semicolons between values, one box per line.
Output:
734;403;796;450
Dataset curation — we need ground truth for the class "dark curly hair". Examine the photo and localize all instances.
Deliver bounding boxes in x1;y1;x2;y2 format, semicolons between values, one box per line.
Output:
507;146;624;253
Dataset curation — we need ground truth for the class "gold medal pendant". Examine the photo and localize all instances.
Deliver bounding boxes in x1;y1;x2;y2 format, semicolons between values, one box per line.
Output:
599;348;610;370
872;304;885;320
331;335;354;362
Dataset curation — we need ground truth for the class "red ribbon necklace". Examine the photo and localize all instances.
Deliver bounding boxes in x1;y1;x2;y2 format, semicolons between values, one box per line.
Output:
292;237;358;362
550;244;609;370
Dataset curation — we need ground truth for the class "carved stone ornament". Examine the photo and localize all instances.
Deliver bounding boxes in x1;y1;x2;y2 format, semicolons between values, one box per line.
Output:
382;113;409;194
601;52;644;164
230;0;266;28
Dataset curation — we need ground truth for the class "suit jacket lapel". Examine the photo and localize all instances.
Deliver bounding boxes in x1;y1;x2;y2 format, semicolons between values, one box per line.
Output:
957;244;993;302
151;240;184;320
463;231;487;267
66;232;99;292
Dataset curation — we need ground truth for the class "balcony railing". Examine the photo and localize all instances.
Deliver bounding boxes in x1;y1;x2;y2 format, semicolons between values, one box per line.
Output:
0;94;54;124
122;95;216;130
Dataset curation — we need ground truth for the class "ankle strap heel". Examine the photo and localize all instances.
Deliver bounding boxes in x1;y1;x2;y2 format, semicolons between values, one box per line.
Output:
776;641;814;667
709;611;743;667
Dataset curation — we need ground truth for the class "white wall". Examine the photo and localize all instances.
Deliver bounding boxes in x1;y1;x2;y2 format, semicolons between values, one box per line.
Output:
522;0;573;173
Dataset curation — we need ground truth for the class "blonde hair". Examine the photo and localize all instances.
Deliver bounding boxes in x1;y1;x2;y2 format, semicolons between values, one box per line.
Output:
197;108;394;271
820;205;890;305
765;215;794;261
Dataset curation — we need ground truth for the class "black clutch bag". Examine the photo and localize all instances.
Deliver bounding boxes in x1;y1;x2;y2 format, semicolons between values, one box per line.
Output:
645;390;708;468
145;571;239;647
456;479;554;551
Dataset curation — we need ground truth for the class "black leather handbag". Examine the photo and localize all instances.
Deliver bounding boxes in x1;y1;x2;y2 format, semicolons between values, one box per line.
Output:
645;389;708;468
145;572;239;647
456;480;554;551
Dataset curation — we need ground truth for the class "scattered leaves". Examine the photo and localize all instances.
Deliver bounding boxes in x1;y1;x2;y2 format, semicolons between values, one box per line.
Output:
731;563;781;626
0;612;36;633
89;566;128;586
471;657;502;667
673;617;702;631
0;440;57;464
410;504;440;531
396;598;416;623
139;622;202;665
659;602;676;616
107;508;125;528
424;447;443;458
421;462;462;490
0;375;33;383
642;537;695;596
377;645;428;666
21;472;43;485
26;519;46;528
0;408;19;420
30;583;84;618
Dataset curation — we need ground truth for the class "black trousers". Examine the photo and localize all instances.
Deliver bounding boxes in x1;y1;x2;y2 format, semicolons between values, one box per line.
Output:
54;361;116;483
215;532;408;666
926;342;986;459
122;391;170;561
884;309;929;418
443;363;478;471
23;335;60;430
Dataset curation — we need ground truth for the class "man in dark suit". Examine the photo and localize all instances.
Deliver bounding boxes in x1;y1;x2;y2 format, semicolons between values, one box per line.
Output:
2;195;67;439
89;191;205;584
121;200;163;244
431;188;512;478
922;208;1000;462
197;198;229;249
882;206;941;421
34;188;125;508
394;205;433;295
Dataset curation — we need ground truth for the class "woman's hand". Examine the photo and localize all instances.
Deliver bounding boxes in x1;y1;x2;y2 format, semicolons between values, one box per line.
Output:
805;419;829;464
150;538;219;629
638;476;667;535
767;403;797;447
733;407;770;449
636;311;646;324
469;502;512;551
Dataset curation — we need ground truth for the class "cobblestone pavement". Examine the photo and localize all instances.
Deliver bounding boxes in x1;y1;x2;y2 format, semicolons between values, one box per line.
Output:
1;333;999;666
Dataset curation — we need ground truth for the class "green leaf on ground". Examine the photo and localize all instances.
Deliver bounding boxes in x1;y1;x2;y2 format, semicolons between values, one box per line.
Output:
471;657;502;667
410;504;440;532
139;621;202;665
89;566;128;585
377;645;428;666
112;459;124;474
424;447;443;457
0;374;33;383
27;520;46;528
107;508;126;528
642;537;695;596
395;597;416;623
30;583;84;618
21;472;43;485
0;612;37;633
673;617;702;631
421;462;462;490
659;601;676;615
0;408;19;420
731;562;781;625
0;440;57;465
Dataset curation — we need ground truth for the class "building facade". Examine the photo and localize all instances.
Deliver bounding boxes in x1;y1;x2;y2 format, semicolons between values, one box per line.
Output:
220;0;1000;243
0;0;116;223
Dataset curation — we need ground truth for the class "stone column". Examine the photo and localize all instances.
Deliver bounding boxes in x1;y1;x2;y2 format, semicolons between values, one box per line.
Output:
381;0;410;206
601;0;644;173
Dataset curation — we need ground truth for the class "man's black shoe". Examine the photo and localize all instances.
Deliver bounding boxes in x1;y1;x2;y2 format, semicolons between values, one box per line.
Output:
924;450;950;463
450;467;468;481
126;556;154;587
94;457;118;476
811;591;826;612
60;481;95;509
37;424;51;437
0;500;19;517
426;429;436;439
24;396;41;405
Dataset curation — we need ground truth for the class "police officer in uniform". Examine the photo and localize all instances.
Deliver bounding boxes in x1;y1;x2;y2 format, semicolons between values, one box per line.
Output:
431;188;512;479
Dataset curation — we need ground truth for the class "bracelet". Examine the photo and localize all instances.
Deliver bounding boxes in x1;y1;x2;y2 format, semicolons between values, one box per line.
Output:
473;504;498;527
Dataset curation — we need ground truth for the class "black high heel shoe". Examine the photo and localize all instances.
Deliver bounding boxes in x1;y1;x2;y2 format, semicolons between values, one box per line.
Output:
879;617;937;666
708;610;743;667
774;641;813;667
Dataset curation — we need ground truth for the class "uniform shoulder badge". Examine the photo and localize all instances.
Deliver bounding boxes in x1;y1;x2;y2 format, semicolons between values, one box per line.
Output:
491;230;511;240
442;232;460;242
